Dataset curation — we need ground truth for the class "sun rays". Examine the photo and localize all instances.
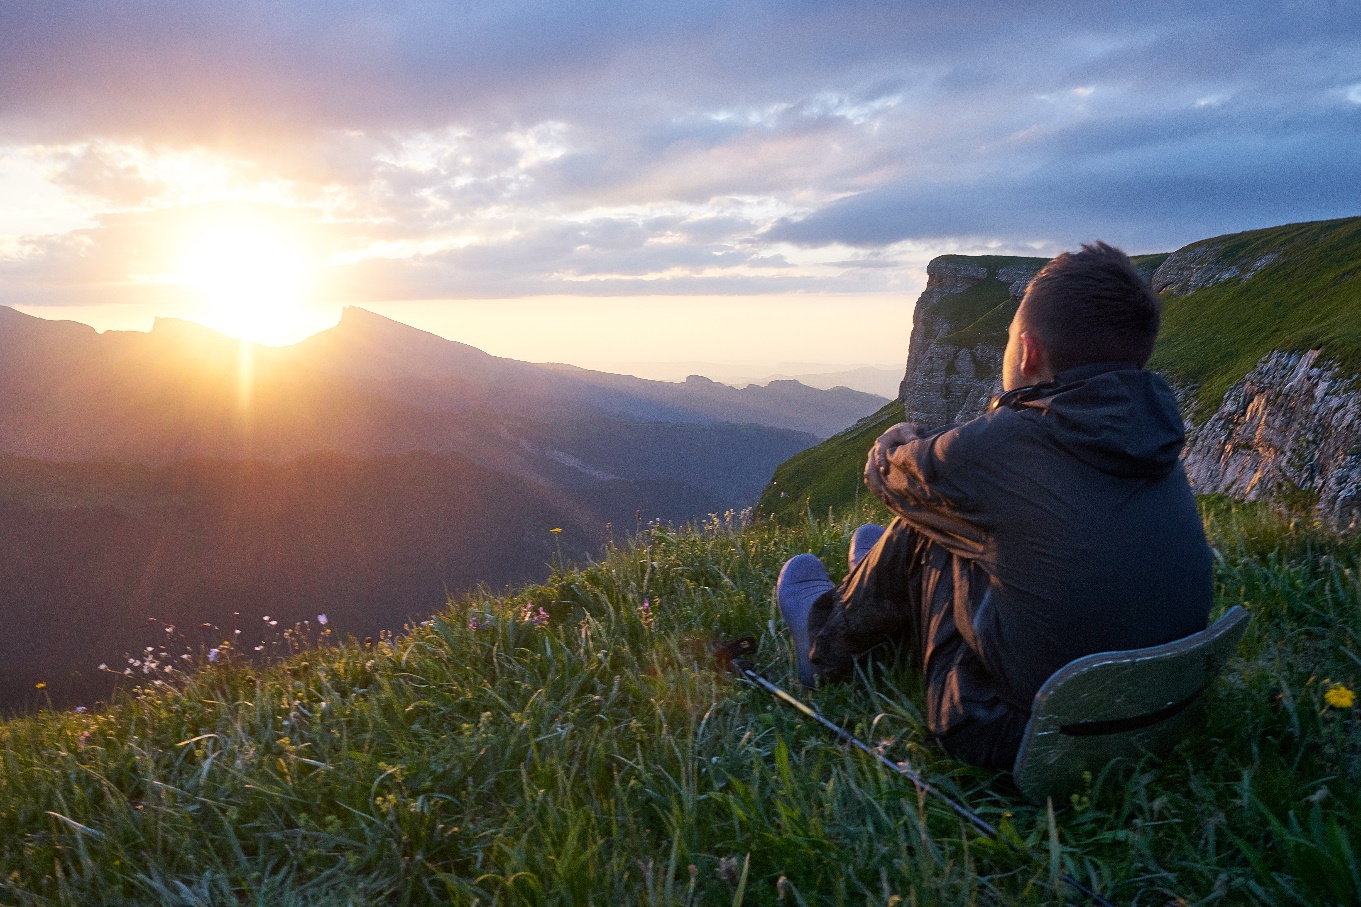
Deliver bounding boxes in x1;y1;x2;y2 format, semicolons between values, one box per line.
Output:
175;214;332;347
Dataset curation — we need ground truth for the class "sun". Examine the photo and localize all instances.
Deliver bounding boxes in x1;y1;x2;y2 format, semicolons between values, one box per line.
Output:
176;216;332;346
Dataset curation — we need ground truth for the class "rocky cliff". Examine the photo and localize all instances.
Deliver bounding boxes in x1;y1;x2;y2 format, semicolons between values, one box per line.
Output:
897;255;1046;426
1179;349;1360;530
896;217;1361;531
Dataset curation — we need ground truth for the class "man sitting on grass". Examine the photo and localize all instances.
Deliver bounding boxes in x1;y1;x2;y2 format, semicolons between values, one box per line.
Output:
777;241;1214;771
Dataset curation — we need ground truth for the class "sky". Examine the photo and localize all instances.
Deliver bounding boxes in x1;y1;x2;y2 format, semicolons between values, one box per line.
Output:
1;1;1358;375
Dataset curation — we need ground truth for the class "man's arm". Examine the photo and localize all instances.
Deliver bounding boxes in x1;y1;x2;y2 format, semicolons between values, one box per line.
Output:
864;421;923;502
862;421;989;559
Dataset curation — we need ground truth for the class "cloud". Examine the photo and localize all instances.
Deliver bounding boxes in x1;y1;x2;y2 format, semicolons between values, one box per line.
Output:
47;144;166;206
1;1;1358;311
5;2;1334;145
768;92;1361;252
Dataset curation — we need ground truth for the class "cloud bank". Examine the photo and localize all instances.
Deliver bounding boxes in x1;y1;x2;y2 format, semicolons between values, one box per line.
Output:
1;0;1358;311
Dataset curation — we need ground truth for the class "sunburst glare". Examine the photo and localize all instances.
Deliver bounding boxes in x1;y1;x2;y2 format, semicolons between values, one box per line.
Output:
176;216;333;346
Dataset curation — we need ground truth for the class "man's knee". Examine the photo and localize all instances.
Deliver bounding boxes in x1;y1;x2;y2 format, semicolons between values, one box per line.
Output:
853;517;916;567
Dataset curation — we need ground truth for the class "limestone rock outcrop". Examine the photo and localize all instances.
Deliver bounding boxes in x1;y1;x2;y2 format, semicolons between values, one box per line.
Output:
1182;350;1361;531
1151;244;1279;297
897;257;1044;427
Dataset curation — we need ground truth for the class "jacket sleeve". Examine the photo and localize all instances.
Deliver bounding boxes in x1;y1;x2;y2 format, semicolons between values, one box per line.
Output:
869;426;990;560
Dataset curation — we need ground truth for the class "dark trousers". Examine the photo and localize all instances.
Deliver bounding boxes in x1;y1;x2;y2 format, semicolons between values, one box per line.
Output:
807;518;1028;771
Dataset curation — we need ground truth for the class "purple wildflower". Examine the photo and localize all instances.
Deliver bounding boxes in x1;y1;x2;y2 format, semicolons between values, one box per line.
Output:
520;604;550;627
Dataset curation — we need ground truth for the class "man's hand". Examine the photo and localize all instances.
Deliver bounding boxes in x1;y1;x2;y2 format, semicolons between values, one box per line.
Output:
864;421;921;502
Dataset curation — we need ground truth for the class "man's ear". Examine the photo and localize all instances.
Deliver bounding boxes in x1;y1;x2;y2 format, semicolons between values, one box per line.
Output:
1018;331;1052;380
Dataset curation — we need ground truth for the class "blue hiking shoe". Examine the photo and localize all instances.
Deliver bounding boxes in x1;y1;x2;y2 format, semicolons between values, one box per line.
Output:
849;523;887;573
776;553;834;687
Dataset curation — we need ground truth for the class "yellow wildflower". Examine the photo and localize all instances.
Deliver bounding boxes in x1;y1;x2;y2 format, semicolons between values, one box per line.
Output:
550;527;563;534
34;682;46;690
1324;685;1355;709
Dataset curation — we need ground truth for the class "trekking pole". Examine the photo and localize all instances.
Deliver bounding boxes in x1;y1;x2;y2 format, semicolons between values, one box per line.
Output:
715;637;1118;907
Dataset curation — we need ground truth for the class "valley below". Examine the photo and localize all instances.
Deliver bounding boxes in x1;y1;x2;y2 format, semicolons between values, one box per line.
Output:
0;306;885;711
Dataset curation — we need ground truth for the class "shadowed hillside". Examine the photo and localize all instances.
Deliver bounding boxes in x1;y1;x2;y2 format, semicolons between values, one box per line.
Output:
0;305;865;711
0;450;728;711
0;306;884;467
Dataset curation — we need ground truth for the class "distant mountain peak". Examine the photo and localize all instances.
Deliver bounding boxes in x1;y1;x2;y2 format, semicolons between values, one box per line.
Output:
338;306;411;329
150;316;230;338
0;304;97;339
337;306;437;339
327;306;489;355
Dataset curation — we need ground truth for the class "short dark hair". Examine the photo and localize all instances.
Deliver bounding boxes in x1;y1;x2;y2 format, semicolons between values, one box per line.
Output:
1021;240;1161;371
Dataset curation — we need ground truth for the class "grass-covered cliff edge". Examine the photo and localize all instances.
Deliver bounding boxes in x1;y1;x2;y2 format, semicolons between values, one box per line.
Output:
1149;216;1361;413
2;500;1358;906
896;216;1361;417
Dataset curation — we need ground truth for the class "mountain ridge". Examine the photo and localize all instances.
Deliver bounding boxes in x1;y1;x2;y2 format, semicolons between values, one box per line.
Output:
3;304;887;445
0;303;881;709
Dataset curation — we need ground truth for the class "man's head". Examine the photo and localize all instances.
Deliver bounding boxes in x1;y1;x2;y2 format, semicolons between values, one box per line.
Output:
1001;241;1161;391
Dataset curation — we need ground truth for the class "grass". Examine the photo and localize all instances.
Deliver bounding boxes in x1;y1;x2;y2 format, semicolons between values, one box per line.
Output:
1131;254;1170;284
0;499;1358;905
1149;216;1361;412
926;256;1044;354
757;403;903;524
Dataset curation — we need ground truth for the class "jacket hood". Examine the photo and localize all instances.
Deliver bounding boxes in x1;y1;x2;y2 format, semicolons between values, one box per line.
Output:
1005;364;1186;478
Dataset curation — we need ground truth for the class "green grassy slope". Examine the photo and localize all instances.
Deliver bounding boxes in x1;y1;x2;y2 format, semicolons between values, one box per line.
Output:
1148;216;1361;411
1;502;1357;905
927;256;1044;353
757;402;902;523
1132;252;1170;282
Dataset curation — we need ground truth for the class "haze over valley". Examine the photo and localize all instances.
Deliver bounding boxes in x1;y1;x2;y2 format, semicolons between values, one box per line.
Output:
0;303;885;710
